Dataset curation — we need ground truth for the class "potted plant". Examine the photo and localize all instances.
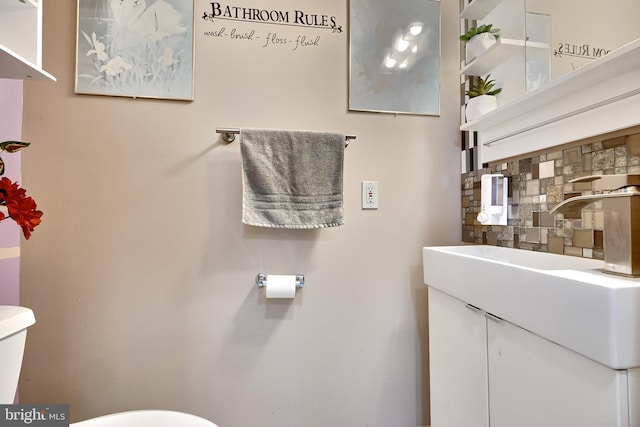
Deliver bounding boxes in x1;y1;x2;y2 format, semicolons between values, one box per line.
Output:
460;24;500;63
465;74;502;122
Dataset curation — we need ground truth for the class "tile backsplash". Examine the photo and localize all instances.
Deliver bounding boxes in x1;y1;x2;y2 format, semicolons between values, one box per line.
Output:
461;130;640;259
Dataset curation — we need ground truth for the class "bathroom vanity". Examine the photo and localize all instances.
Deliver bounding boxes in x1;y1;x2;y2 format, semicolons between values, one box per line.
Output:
423;245;640;427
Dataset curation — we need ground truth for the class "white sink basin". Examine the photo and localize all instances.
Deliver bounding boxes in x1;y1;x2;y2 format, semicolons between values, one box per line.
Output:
423;245;640;369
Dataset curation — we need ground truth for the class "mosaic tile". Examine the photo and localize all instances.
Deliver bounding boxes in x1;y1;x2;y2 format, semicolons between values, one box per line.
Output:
572;180;592;192
563;147;581;165
573;229;594;248
548;150;563;160
628;134;640;156
487;232;498;245
519;242;539;251
511;190;520;205
506;162;519;176
564;246;583;257
518;203;533;220
539;211;555;227
526;180;539;196
539;160;555;178
460;131;640;263
546;185;563;204
582;153;592;172
569;165;586;177
615;153;628;167
603;136;627;149
464;177;474;189
499;226;514;241
582;211;594;228
548;236;564;254
594;211;604;230
592;148;615;170
519;158;533;174
466;212;476;225
615;145;628;157
525;228;541;243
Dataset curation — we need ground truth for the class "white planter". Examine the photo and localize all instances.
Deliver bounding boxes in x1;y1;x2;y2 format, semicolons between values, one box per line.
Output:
465;95;498;122
465;33;497;63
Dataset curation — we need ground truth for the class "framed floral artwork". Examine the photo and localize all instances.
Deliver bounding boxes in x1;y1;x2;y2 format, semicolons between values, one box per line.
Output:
75;0;195;101
349;0;440;115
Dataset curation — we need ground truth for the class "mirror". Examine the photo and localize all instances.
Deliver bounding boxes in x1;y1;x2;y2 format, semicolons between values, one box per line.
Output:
526;0;640;85
460;0;640;164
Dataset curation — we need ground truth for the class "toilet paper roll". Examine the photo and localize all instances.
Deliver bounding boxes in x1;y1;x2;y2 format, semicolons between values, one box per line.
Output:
265;275;297;299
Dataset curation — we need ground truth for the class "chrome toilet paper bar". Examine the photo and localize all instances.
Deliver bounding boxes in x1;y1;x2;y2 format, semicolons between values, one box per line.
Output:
255;273;305;288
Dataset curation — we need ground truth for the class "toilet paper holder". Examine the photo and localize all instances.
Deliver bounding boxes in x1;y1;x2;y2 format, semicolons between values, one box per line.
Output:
255;273;305;288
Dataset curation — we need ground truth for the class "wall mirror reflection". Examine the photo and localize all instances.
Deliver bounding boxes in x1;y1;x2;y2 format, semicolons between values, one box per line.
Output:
461;0;640;104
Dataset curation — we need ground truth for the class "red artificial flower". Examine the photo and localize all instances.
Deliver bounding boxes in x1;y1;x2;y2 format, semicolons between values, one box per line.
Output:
0;177;43;239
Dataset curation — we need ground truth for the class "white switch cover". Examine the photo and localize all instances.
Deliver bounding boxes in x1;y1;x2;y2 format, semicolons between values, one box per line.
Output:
362;181;379;209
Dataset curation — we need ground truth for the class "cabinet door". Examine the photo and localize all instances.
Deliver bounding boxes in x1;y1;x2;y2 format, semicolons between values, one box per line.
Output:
428;288;489;427
0;0;54;80
487;317;629;427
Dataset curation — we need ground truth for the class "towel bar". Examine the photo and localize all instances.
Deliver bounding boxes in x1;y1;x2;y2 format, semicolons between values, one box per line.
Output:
216;128;355;147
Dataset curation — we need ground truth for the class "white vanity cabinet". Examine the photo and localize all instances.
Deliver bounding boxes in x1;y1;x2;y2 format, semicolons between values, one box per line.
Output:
428;287;489;427
0;0;55;80
429;287;636;427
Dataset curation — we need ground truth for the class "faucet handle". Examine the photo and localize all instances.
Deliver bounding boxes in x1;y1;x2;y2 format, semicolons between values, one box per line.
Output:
570;174;640;191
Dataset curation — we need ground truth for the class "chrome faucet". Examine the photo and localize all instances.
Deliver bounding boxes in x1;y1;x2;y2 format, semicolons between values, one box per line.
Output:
550;174;640;277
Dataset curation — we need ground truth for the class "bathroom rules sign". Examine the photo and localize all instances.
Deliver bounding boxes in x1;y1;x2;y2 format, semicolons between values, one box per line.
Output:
201;2;344;50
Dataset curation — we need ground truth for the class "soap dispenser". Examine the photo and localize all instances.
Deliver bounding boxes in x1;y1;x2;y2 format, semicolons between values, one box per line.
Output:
477;173;508;225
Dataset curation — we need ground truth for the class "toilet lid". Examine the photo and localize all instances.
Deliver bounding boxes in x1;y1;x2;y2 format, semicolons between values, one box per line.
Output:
0;306;35;340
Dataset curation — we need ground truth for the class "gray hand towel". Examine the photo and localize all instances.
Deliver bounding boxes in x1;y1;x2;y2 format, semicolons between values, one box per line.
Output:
240;128;345;229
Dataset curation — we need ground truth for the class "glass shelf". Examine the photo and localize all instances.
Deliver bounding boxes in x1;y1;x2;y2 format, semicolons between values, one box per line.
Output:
461;0;504;21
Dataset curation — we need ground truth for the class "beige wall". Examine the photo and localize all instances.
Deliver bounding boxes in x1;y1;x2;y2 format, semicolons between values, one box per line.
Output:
18;0;461;425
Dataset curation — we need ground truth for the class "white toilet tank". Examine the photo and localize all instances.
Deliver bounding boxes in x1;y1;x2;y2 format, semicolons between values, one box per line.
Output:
0;306;35;404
